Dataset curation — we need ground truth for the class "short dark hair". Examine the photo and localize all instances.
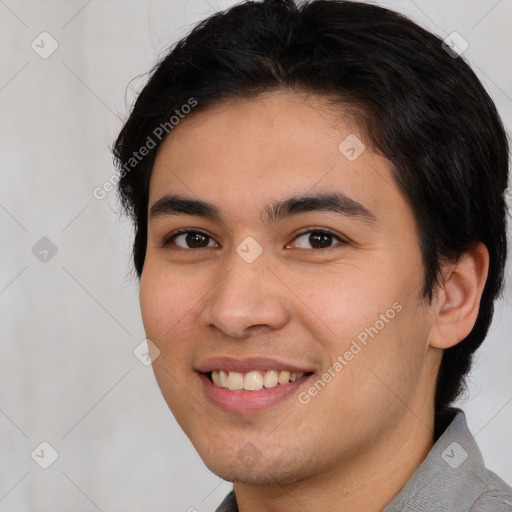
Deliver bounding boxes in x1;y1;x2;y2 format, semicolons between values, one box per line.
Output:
113;0;509;426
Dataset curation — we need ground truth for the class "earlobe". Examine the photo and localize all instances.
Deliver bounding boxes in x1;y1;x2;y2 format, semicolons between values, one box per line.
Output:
429;243;489;350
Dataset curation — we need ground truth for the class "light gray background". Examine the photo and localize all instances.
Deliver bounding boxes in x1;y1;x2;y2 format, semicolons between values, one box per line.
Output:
1;0;511;511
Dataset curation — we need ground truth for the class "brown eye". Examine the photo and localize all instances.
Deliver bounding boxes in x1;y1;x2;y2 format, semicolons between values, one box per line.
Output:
308;232;334;249
290;229;345;250
168;231;217;249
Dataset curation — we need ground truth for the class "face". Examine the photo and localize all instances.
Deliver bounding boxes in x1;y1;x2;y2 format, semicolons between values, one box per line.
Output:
140;91;442;486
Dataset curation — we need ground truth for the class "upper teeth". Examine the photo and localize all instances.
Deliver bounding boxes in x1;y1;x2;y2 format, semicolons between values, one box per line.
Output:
211;370;305;391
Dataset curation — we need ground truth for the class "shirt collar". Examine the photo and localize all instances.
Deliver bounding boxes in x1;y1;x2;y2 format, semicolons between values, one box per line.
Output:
383;408;490;511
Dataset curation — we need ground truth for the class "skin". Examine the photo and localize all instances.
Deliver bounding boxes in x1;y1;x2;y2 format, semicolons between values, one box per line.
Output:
140;90;489;512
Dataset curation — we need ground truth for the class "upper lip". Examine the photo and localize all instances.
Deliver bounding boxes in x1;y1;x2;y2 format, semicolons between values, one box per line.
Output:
196;357;315;374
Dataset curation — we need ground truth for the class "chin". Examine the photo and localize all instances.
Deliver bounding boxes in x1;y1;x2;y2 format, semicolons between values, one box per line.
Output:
200;451;315;486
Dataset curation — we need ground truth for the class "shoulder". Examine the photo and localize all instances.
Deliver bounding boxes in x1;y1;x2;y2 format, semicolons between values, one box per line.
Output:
470;470;512;511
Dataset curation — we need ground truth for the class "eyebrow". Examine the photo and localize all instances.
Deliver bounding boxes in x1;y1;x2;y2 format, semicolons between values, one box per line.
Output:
149;192;376;225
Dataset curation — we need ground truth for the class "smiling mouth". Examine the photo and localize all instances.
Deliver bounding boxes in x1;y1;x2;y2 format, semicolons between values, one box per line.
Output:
206;369;312;391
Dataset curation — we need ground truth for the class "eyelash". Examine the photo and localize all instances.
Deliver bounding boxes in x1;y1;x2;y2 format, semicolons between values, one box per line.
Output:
162;227;347;251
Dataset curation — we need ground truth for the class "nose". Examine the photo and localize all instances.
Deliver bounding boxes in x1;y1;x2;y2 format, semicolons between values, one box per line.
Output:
200;251;291;339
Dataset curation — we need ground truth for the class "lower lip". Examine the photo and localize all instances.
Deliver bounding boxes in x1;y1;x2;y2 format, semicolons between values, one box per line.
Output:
199;373;311;414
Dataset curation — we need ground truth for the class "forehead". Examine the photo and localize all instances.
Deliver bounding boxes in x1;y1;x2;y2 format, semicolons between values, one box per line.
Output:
149;91;403;226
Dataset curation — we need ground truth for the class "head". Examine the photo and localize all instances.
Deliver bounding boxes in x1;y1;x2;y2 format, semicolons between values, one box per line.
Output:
113;0;508;486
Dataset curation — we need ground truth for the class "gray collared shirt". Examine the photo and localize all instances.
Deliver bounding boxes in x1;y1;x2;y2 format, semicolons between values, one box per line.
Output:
215;410;512;511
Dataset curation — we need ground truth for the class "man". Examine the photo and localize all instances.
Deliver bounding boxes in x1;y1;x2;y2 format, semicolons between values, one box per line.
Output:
113;0;512;510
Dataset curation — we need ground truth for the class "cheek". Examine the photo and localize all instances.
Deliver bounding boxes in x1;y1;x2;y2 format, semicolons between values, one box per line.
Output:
139;263;200;336
300;264;426;389
295;265;395;348
139;271;169;338
139;265;198;373
139;265;202;421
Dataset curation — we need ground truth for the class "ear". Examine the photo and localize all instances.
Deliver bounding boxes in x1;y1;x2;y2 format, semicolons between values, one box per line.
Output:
429;243;489;350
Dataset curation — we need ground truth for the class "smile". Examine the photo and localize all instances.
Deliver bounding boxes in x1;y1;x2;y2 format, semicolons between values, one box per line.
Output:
209;369;306;391
198;357;314;413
